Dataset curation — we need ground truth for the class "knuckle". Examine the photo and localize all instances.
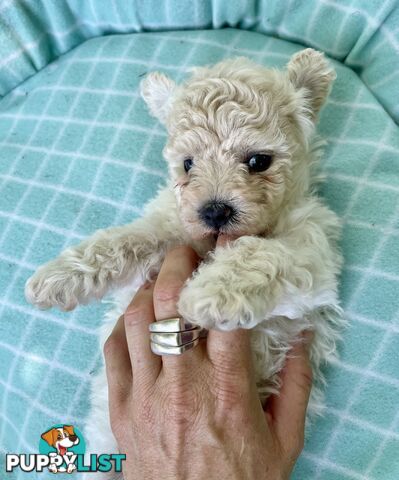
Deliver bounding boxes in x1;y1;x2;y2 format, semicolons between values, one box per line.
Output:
210;359;251;408
154;283;182;308
103;334;124;358
211;352;248;383
124;302;149;327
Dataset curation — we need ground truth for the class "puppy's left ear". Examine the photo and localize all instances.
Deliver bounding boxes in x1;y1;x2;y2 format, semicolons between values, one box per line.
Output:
287;48;336;121
140;72;176;124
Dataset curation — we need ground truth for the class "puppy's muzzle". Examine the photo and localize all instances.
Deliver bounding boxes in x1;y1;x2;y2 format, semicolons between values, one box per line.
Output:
199;201;235;229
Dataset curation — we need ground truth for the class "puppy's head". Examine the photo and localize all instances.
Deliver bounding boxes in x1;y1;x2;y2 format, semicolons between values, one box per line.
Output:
41;425;79;451
141;49;335;239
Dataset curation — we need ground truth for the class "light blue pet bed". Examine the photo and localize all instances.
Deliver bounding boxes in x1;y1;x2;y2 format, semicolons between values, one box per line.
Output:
0;1;399;479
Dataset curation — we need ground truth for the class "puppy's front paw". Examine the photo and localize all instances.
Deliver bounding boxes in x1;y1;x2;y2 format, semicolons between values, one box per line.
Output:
25;259;81;311
178;270;263;331
67;463;77;473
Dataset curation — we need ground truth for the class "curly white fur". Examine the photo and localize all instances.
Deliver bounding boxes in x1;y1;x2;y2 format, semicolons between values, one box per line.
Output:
25;49;344;479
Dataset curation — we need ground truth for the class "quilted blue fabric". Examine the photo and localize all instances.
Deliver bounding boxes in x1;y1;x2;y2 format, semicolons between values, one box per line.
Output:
1;0;399;122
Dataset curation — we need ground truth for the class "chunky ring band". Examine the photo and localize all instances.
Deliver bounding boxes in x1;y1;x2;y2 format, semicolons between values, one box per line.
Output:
150;327;202;347
150;338;200;356
149;317;204;356
149;317;197;333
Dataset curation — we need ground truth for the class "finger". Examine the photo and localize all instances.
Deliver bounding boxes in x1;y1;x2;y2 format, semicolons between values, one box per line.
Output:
154;246;199;319
153;246;204;373
216;234;239;248
104;315;132;407
207;328;254;384
267;331;313;452
124;281;161;387
209;235;253;384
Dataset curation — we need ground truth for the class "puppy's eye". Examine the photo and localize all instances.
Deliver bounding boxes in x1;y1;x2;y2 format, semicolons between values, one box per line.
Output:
184;158;193;173
246;154;272;173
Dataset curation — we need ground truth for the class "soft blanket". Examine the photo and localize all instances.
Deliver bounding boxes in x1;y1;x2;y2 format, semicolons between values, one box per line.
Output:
0;2;398;480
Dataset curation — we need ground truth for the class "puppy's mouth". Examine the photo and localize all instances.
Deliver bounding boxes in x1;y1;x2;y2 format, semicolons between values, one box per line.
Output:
211;225;233;237
203;217;243;240
59;445;67;455
205;222;238;238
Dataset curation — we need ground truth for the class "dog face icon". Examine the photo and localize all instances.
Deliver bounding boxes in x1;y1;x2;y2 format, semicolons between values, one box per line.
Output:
39;425;84;473
41;425;80;455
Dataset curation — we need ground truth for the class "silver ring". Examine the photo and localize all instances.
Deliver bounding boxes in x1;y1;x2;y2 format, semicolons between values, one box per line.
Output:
150;338;200;356
149;317;197;333
150;327;202;347
149;317;204;356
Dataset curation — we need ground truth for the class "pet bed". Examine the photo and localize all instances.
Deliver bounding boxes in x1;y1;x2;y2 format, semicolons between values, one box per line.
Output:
0;1;398;479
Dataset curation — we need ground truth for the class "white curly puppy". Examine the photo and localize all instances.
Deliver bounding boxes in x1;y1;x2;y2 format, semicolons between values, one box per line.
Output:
26;48;343;475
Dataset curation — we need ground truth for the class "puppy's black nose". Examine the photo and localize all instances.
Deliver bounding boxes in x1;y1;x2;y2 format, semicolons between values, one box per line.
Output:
199;202;234;229
69;435;78;442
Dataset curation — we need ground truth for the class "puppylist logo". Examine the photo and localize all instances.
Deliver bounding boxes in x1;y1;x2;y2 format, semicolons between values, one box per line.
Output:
6;424;125;474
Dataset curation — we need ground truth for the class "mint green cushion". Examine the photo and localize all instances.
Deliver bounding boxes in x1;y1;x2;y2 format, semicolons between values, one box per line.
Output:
1;0;399;123
1;29;399;480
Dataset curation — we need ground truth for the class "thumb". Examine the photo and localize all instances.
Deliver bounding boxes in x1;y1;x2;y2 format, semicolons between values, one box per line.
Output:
267;331;313;448
216;233;239;248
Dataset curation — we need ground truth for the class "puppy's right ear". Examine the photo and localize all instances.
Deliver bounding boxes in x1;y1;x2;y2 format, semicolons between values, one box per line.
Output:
140;72;176;124
41;428;57;447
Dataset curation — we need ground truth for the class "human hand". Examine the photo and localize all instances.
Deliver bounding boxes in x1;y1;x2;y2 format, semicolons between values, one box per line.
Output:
104;242;313;480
